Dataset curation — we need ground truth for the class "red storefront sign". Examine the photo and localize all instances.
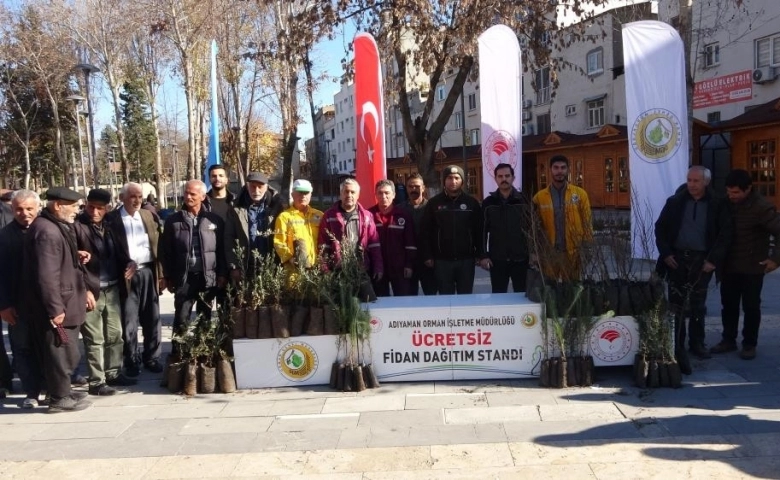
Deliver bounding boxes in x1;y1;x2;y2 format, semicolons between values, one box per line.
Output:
693;70;753;109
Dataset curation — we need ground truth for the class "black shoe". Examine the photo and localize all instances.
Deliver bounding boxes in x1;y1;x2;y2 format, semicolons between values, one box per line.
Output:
88;384;117;396
710;341;738;354
107;374;138;387
48;396;92;413
144;359;164;373
689;343;712;359
125;363;140;377
70;391;89;401
71;375;88;387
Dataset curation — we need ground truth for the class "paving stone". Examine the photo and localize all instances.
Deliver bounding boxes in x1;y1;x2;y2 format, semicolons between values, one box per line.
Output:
504;419;642;443
538;403;627;422
444;405;539;425
432;380;536;394
268;413;360;432
0;460;46;478
181;416;273;435
222;451;310;476
31;457;159;480
151;403;228;419
358;408;445;428
589;456;780;479
31;420;132;441
119;418;190;440
485;391;560;406
714;381;780;399
404;393;487;410
0;423;54;442
405;423;507;446
177;432;259;456
142;454;240;478
364;465;597;480
429;443;514;469
722;411;780;435
655;415;740;436
321;395;405;413
304;445;433;474
723;432;780;458
337;425;412;449
252;429;343;452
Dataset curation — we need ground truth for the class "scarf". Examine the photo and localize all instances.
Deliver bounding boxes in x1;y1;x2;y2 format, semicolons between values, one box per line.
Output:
40;208;81;270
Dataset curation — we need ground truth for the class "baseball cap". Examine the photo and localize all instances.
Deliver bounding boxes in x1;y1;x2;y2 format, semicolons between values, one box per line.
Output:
292;179;313;193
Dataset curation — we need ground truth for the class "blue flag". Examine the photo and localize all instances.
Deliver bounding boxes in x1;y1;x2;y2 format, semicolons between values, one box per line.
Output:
204;40;220;188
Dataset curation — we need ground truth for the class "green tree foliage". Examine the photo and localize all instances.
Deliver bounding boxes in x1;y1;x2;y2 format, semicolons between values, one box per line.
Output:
120;76;157;182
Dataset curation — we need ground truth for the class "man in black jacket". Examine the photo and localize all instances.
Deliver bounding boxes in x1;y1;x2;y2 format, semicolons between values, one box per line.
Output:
75;189;137;396
161;180;227;352
0;190;45;407
480;163;532;293
711;169;780;360
420;165;483;294
655;166;732;372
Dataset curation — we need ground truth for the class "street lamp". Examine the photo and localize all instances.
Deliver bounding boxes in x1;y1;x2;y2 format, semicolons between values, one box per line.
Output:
170;143;179;204
110;144;119;198
324;138;332;198
65;94;87;193
79;110;94;187
75;63;100;187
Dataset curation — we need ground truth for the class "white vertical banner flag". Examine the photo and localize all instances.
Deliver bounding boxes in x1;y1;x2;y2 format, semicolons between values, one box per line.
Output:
479;25;522;195
623;21;689;259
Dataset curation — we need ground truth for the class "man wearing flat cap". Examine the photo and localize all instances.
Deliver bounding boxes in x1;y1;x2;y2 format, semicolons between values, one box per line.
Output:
420;165;483;294
273;179;323;274
75;189;137;396
20;186;91;413
226;171;283;280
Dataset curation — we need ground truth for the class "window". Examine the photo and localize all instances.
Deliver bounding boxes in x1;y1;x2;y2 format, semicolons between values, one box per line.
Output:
468;93;477;111
748;140;777;197
536;113;551;135
437;84;446;101
470;128;480;145
538;163;548;190
755;34;780;67
707;111;721;124
574;159;584;187
565;104;577;117
587;48;604;76
605;157;614;193
454;111;463;130
534;67;551;105
395;135;404;150
703;42;720;68
618;157;629;193
587;99;605;128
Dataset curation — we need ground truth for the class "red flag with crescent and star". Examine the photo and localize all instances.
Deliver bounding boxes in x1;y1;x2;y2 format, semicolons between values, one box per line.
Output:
354;33;386;194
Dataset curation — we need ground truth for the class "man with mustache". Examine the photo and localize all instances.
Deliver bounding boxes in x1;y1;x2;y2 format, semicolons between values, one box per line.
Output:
21;187;91;413
480;163;532;293
532;155;592;281
401;174;436;295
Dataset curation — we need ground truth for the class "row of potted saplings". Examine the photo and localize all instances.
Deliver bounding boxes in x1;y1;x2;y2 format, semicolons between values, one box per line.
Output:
230;251;342;339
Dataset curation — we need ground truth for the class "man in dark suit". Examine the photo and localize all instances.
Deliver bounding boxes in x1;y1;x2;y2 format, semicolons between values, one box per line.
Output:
0;189;45;407
107;182;163;376
21;187;91;413
75;189;137;395
160;180;227;354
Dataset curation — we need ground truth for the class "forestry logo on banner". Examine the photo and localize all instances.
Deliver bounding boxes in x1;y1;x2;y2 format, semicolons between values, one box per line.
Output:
631;108;682;163
369;316;383;333
589;320;633;363
483;130;518;172
277;341;319;382
521;312;538;328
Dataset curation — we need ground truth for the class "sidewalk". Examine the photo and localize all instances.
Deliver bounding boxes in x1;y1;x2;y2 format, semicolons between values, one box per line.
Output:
2;272;780;479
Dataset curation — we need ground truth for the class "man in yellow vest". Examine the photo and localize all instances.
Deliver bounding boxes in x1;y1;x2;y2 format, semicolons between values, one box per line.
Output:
532;155;592;281
273;179;323;274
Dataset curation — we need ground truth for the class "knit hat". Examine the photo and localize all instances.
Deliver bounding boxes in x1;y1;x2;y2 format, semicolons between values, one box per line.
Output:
442;165;465;182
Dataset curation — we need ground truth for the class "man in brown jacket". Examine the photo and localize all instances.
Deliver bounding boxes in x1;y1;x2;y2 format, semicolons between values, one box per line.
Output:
711;169;780;360
21;187;92;413
108;182;163;376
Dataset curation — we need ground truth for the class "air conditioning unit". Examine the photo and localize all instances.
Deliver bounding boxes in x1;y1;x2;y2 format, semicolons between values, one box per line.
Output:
522;111;533;121
522;99;533;109
522;124;535;136
753;66;777;84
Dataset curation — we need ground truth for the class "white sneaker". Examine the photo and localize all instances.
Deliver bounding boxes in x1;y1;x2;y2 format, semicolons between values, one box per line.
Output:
21;398;38;409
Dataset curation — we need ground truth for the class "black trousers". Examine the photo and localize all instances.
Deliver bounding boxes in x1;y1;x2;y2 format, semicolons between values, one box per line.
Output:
373;275;414;297
410;261;437;296
123;267;161;366
666;251;713;348
40;325;80;400
8;315;45;398
434;259;475;295
489;259;528;293
720;272;764;347
173;273;219;354
0;325;12;390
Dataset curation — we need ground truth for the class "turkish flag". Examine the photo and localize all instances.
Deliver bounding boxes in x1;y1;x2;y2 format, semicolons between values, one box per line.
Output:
354;33;386;197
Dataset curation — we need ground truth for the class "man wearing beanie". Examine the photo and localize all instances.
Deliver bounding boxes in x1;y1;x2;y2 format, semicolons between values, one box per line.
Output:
419;165;483;294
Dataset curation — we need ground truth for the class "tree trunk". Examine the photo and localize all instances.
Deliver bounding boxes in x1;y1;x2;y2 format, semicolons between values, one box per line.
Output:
107;70;129;183
183;58;198;180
